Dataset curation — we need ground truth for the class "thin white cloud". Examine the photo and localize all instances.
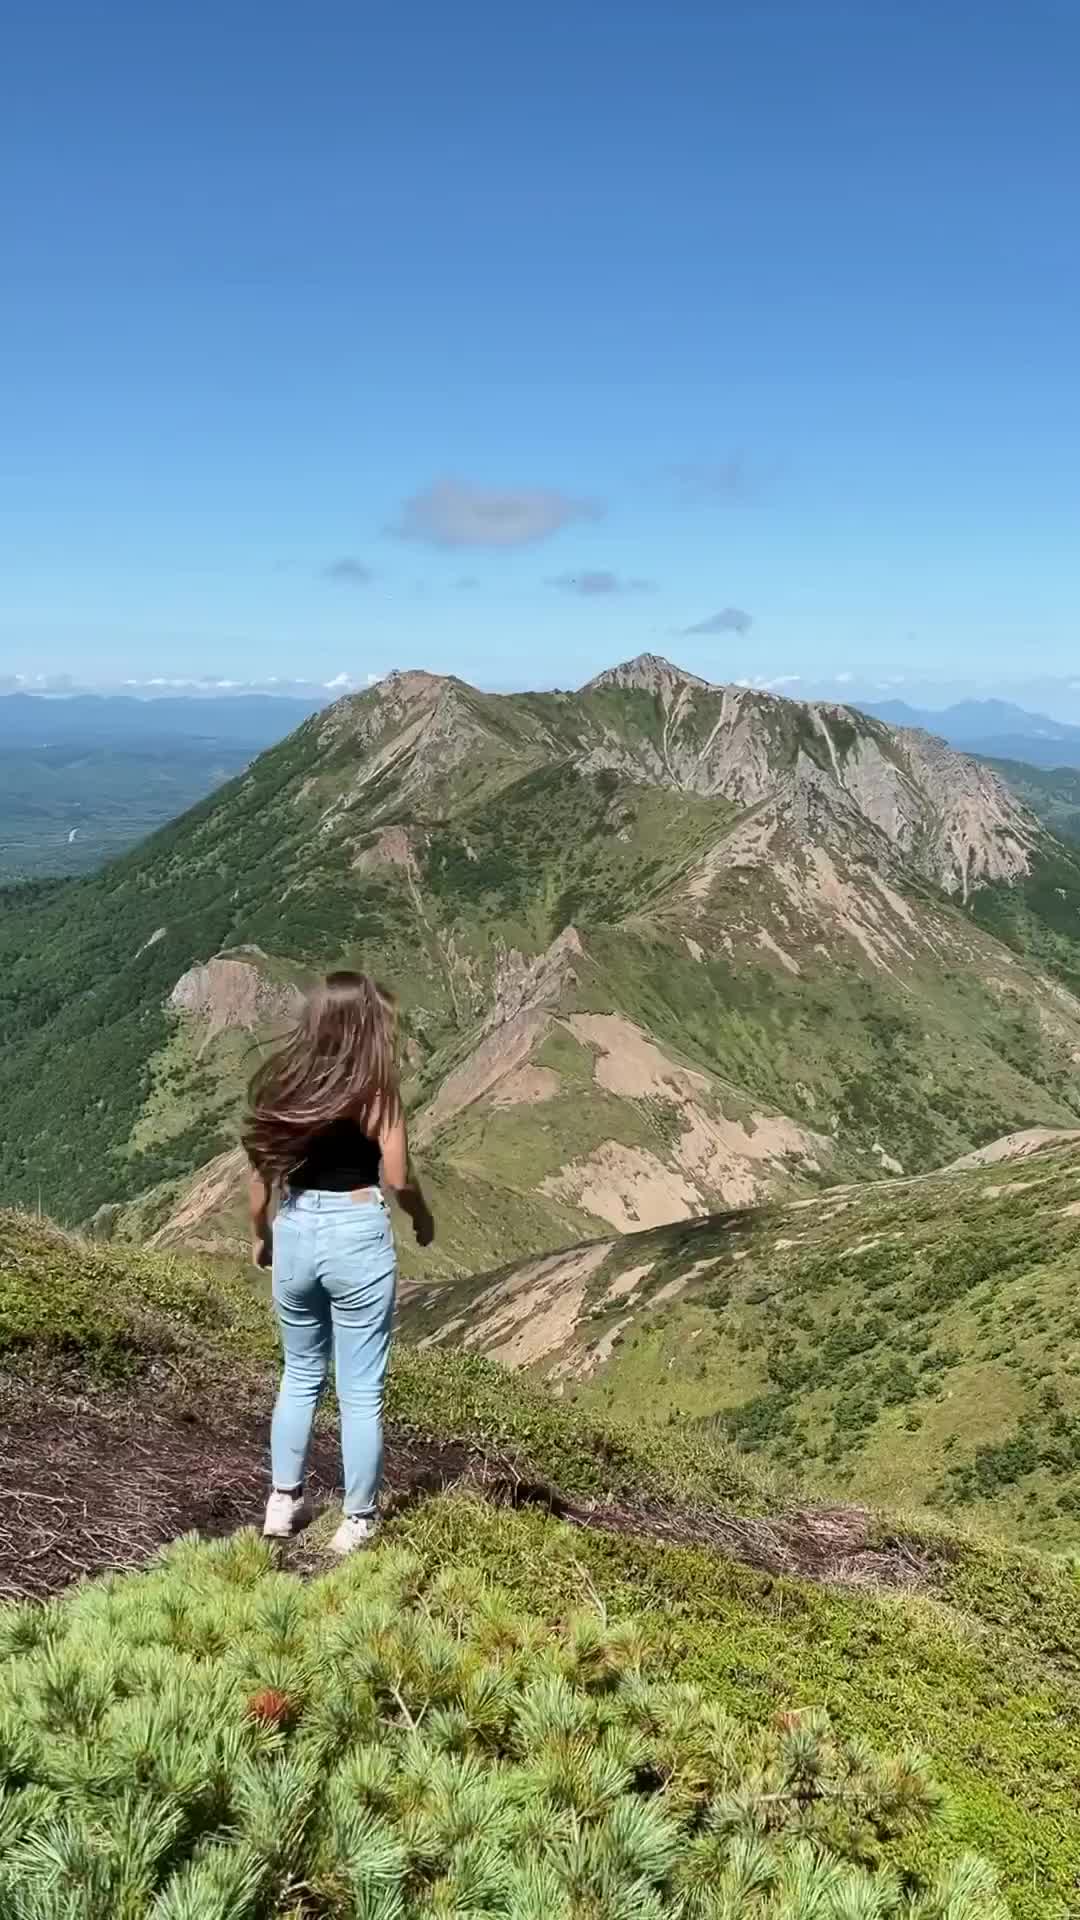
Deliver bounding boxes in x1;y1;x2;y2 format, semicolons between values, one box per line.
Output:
2;673;361;701
324;557;373;585
667;455;751;504
390;476;603;549
680;607;754;637
547;571;656;597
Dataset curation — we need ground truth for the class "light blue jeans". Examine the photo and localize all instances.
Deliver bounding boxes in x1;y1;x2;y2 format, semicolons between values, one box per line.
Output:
270;1188;397;1517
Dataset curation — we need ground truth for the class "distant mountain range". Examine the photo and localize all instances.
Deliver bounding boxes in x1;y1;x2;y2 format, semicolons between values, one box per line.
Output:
8;684;1080;762
861;697;1080;767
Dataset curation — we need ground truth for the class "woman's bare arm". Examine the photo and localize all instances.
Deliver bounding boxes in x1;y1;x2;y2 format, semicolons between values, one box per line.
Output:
380;1110;435;1246
248;1168;274;1268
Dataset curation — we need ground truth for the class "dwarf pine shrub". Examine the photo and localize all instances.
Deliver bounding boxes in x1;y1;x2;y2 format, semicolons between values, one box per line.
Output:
0;1532;1005;1918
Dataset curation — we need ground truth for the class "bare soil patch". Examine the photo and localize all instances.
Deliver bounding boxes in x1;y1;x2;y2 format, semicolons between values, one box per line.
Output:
149;1146;247;1246
420;1242;613;1368
542;1140;699;1231
169;956;300;1035
0;1373;941;1605
946;1128;1080;1172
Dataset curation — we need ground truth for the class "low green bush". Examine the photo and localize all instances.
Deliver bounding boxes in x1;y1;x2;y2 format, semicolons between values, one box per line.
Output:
0;1533;1003;1919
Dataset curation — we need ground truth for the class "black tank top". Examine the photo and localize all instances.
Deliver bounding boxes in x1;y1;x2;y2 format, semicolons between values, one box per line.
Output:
288;1116;382;1192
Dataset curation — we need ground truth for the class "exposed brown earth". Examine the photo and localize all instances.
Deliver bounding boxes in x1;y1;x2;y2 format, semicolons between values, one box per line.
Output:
0;1374;941;1604
146;1146;246;1247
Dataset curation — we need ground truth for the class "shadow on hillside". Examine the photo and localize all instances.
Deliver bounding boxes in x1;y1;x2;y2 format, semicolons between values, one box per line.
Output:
0;1377;947;1604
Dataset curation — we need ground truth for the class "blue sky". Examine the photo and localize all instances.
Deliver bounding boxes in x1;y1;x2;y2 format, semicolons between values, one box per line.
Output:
3;0;1077;696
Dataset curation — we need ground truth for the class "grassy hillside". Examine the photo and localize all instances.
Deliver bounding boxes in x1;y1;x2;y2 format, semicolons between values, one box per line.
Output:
2;1209;1080;1914
406;1134;1080;1547
988;756;1080;846
115;908;1080;1279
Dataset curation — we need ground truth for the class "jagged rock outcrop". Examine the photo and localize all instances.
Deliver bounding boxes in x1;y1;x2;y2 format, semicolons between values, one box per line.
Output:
487;927;585;1029
169;955;301;1033
895;727;1037;895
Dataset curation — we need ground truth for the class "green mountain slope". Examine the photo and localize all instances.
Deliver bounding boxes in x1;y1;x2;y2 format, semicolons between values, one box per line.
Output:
2;1206;1080;1916
405;1132;1080;1547
5;657;1080;1276
987;755;1080;846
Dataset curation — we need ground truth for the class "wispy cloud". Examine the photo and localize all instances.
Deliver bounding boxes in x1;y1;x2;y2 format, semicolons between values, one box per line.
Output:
390;476;603;549
323;557;373;585
1;671;371;701
667;455;751;504
680;607;754;636
547;571;656;597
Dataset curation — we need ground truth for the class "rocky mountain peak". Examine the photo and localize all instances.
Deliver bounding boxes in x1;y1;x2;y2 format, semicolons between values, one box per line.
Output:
317;666;455;752
582;654;714;697
377;667;455;700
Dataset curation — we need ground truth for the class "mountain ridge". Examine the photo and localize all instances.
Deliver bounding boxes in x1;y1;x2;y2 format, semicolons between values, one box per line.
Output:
3;655;1080;1279
330;652;1040;898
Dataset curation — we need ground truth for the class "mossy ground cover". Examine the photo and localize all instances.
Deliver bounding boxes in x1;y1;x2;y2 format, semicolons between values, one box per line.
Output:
3;1211;1080;1913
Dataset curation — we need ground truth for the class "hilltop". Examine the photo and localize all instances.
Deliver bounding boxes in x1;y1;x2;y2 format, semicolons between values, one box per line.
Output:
2;1204;1080;1915
5;655;1080;1286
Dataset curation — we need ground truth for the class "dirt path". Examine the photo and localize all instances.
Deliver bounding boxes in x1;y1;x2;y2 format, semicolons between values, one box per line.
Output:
0;1377;940;1603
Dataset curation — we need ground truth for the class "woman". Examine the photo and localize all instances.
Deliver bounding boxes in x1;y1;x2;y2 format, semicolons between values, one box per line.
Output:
244;970;434;1554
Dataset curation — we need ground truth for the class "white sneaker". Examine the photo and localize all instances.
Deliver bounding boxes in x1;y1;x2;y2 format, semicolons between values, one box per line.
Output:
329;1513;380;1556
263;1489;310;1538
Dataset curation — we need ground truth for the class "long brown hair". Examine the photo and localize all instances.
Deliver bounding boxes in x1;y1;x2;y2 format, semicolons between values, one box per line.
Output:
244;970;400;1181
